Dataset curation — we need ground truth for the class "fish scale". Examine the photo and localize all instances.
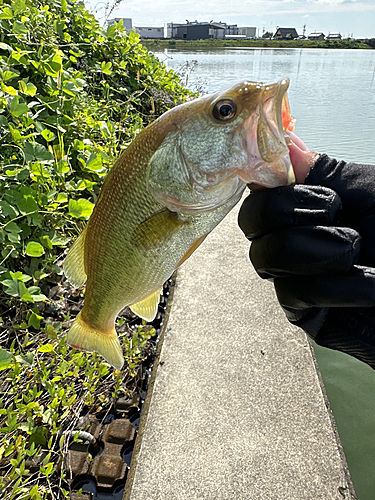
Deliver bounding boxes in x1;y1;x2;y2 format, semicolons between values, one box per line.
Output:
63;79;295;368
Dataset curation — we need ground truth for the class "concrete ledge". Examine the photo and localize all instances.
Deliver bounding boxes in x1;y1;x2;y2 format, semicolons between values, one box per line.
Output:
125;202;356;500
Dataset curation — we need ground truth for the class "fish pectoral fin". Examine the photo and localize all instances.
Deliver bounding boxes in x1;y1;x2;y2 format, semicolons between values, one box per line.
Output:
67;311;124;370
63;226;88;288
131;209;185;254
130;287;163;322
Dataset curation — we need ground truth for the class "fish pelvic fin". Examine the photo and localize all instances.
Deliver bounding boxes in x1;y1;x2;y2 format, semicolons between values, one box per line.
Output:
63;226;87;288
66;311;124;370
130;287;163;322
176;234;208;268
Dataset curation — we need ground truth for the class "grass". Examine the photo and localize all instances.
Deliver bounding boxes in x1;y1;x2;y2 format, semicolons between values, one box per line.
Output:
141;37;373;51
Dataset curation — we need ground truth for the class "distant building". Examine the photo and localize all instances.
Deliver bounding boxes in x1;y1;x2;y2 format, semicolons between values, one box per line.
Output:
327;33;342;40
308;32;325;41
238;27;257;39
134;26;164;38
107;18;133;31
218;22;239;36
273;27;298;40
167;21;231;40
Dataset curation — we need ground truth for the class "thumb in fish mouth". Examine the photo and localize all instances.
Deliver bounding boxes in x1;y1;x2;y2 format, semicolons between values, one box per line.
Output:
248;131;319;190
286;131;319;184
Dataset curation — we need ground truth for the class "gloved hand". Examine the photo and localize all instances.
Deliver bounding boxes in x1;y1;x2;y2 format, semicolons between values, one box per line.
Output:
238;153;375;369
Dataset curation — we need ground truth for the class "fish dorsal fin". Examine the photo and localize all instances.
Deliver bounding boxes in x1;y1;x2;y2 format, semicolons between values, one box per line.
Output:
63;226;87;288
130;287;163;322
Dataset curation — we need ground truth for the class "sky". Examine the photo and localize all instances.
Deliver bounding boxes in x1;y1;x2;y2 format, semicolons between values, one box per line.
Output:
87;0;375;39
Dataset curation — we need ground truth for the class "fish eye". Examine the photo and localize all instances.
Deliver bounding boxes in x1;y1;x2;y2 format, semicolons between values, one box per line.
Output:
212;99;237;122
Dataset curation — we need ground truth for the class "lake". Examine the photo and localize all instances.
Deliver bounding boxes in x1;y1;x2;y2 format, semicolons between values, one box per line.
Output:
154;47;375;500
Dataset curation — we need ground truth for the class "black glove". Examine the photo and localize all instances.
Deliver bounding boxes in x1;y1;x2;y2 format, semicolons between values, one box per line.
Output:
238;154;375;369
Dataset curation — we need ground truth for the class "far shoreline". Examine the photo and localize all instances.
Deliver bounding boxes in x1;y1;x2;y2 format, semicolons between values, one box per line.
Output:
142;37;374;51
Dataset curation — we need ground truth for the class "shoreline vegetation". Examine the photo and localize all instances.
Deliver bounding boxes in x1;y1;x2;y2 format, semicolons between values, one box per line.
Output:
142;37;375;50
0;0;193;498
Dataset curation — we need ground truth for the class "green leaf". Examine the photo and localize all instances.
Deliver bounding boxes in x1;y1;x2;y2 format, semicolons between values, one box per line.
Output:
28;312;43;329
2;69;19;81
1;82;18;95
41;462;55;475
19;80;37;96
56;160;69;174
68;198;95;219
23;142;54;162
2;279;20;297
101;61;112;74
0;115;8;127
39;235;53;250
0;200;18;218
0;349;13;370
4;222;22;234
9;271;32;282
7;231;20;243
13;20;28;35
50;234;70;246
55;193;68;203
30;162;51;179
41;129;55;142
25;241;45;257
17;194;39;214
76;179;96;191
18;281;34;302
38;344;54;353
0;7;13;19
12;0;26;15
9;96;29;117
29;291;48;302
85;153;103;171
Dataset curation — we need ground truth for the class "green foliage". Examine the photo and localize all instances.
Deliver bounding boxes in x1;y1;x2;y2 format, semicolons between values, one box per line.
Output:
0;0;192;497
142;37;371;50
0;322;154;498
0;0;193;306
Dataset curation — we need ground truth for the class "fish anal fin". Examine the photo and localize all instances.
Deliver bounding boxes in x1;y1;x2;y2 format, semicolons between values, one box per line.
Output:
130;287;163;322
176;234;208;268
63;226;88;288
66;311;124;370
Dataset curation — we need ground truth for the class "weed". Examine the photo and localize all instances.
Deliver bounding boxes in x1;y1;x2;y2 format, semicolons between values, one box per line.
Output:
0;0;192;497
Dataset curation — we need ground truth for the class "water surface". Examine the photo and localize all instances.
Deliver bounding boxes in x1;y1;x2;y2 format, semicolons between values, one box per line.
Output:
155;48;375;164
154;47;375;499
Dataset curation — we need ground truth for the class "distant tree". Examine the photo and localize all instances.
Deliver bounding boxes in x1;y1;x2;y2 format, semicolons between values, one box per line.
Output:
262;31;273;39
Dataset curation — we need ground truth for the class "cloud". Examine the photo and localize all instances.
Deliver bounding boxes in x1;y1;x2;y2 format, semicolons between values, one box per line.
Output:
309;0;357;4
94;0;375;34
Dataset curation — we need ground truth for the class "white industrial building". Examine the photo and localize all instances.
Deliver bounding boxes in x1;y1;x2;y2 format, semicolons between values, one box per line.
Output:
107;18;164;38
134;26;164;38
107;18;133;31
237;27;257;38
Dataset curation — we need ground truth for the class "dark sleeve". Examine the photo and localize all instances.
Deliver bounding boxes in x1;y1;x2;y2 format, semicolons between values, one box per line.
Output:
306;155;375;266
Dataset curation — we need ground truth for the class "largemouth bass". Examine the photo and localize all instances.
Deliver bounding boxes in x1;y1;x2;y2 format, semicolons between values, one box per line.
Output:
64;79;295;369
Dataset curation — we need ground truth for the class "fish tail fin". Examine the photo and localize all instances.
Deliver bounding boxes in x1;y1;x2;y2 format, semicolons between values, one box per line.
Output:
66;311;124;370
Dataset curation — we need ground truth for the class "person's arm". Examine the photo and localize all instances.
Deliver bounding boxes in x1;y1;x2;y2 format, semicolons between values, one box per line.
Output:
238;137;375;368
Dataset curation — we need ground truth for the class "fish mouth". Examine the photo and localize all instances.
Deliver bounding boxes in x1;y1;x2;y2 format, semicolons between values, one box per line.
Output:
239;78;295;188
